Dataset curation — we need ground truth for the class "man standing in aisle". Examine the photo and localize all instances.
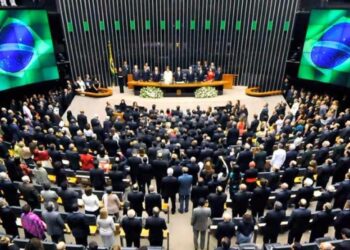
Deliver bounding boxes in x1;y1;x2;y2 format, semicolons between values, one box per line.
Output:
178;167;193;213
191;198;211;250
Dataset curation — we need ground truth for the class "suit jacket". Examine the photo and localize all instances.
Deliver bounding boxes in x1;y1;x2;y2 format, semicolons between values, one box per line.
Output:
310;210;333;235
77;114;87;130
145;192;162;215
281;167;298;189
275;189;291;210
127;191;144;214
90;168;106;189
334;179;350;209
231;191;252;214
19;183;40;207
65;150;80;171
109;170;125;191
227;127;239;146
334;209;350;232
208;192;227;218
152;159;169;179
333;156;350;184
145;216;167;242
0;206;17;233
254;151;267;171
295;186;314;205
215;220;235;240
178;173;193;196
191;206;211;231
58;188;78;211
191;184;209;206
335;240;350;250
0;180;20;206
263;209;286;235
236;150;253;172
42;210;65;236
121;216;142;240
66;212;89;238
161;176;179;197
250;186;271;212
288;207;311;232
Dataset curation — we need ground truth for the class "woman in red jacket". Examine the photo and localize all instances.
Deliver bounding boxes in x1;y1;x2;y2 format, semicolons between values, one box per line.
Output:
80;148;95;171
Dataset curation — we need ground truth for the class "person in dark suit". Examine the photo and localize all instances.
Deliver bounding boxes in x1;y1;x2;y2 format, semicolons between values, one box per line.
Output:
236;144;253;173
127;184;144;217
315;185;335;211
317;158;334;188
244;161;258;191
334;200;350;239
42;202;65;243
294;178;314;207
145;185;162;216
127;152;142;184
287;199;312;244
215;212;235;247
161;168;179;214
196;68;205;82
300;143;314;168
121;209;142;248
117;67;125;93
19;176;41;210
137;157;153;194
280;160;299;190
231;184;252;217
214;67;223;81
334;173;350;209
254;145;267;171
250;178;271;218
332;150;350;184
65;144;81;171
142;64;151;81
275;183;292;210
178;167;193;213
58;182;78;212
174;67;184;82
208;186;227;218
334;228;350;250
145;207;167;247
109;164;125;192
66;204;90;246
283;144;298;168
77;110;88;131
186;66;195;83
90;163;106;191
315;141;330;165
226;122;239;146
191;178;209;209
309;202;333;242
132;65;141;81
152;67;161;82
152;153;169;193
263;201;285;244
0;172;20;206
0;199;19;237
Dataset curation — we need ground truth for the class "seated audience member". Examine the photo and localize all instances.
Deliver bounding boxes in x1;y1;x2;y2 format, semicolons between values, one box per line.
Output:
76;76;85;92
207;68;215;81
236;213;255;244
215;212;235;247
121;209;142;248
174;67;184;82
145;207;167;247
132;65;141;81
142;64;151;81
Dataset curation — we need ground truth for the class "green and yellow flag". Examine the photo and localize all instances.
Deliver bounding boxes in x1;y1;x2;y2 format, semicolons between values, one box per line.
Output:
108;41;117;75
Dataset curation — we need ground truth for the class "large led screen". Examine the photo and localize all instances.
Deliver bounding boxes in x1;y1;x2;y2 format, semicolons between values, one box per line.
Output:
298;9;350;88
0;10;59;91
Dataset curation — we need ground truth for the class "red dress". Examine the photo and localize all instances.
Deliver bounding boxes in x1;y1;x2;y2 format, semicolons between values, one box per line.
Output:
207;71;215;81
80;153;95;171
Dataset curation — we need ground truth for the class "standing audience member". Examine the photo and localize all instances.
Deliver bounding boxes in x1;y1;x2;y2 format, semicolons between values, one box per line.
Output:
19;176;41;210
145;207;167;247
82;186;100;216
102;187;122;220
178;167;193;213
236;213;255;244
121;209;142;248
0;199;19;237
191;198;211;250
161;168;179;214
287;199;311;244
215;212;235;247
145;185;162;216
21;204;47;240
96;208;116;249
42;202;65;243
262;201;285;244
66;204;90;246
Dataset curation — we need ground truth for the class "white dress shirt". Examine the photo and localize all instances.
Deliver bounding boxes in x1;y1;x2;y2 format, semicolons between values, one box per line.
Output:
82;194;100;212
270;148;286;169
163;70;173;84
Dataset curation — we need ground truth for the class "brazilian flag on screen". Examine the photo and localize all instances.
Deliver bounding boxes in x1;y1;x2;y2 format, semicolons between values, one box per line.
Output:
0;9;59;91
108;41;116;75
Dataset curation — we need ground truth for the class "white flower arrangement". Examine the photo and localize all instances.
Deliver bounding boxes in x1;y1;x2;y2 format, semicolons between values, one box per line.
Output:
140;87;164;98
194;86;218;98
